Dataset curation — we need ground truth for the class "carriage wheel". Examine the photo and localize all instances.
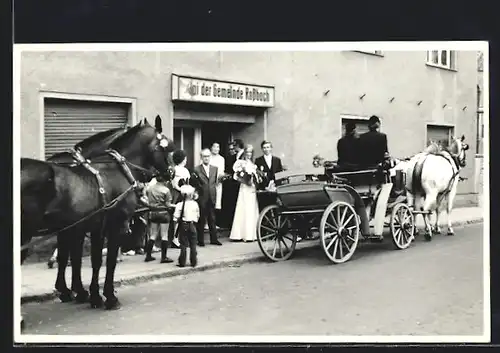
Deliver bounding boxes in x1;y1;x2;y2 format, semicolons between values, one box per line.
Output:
257;205;297;262
320;201;360;264
390;203;415;250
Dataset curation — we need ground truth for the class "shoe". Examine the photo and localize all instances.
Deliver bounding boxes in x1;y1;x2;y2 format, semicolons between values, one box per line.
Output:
198;242;205;247
210;241;223;246
161;257;174;263
176;263;186;268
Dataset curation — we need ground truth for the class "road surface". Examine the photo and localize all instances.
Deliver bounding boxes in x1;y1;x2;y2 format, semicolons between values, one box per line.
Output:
21;224;485;337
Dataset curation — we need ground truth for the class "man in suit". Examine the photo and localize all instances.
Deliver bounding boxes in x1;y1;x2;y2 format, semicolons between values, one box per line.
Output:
254;140;284;211
193;148;222;247
358;115;389;167
337;121;361;169
255;140;284;186
222;139;245;228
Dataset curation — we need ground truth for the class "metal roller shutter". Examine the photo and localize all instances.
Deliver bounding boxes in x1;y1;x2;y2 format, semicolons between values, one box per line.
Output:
44;98;129;160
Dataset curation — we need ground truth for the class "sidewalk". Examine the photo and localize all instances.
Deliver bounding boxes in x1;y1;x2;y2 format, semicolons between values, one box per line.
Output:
20;206;484;303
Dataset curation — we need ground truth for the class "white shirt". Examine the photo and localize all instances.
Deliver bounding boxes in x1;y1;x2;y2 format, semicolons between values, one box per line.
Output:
202;163;210;177
172;165;191;191
173;200;200;222
264;154;273;169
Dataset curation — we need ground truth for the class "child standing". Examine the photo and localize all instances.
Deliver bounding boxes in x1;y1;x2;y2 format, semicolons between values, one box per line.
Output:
144;171;175;263
173;185;200;267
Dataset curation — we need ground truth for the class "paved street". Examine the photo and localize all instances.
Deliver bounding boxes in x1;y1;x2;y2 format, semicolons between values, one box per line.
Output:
21;223;484;337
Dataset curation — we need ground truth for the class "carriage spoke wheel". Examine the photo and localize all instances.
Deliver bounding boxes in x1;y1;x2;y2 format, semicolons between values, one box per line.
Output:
320;201;360;264
390;203;415;250
257;205;297;262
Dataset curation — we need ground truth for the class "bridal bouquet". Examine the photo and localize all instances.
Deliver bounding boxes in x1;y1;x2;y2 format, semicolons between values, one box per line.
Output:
233;160;263;187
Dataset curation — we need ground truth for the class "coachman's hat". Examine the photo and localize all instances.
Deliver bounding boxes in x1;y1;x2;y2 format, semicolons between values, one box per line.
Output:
368;115;381;126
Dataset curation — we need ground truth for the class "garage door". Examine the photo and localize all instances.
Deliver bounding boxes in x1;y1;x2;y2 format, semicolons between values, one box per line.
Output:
44;98;129;160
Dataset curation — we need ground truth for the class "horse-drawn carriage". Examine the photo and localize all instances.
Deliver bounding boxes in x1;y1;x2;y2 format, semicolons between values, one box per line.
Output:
256;162;415;264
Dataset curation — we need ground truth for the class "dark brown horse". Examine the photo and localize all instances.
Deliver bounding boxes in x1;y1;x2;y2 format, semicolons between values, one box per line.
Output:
21;116;175;316
21;126;129;304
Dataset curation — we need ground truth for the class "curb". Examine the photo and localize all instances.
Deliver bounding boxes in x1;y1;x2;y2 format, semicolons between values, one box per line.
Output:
21;217;483;304
21;254;266;305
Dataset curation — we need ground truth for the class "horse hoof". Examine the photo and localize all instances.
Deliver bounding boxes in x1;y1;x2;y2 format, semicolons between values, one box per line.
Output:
424;233;432;241
433;229;441;235
59;292;75;303
447;231;455;236
47;260;55;269
90;295;104;309
74;290;89;304
104;298;121;310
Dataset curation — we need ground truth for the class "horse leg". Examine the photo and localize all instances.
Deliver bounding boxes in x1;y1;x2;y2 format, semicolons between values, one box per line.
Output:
103;227;124;310
54;235;73;302
70;231;89;303
89;231;104;309
433;209;442;234
446;186;458;236
422;193;437;241
47;246;57;269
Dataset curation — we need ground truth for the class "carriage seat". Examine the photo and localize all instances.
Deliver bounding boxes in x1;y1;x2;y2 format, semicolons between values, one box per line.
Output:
327;163;388;187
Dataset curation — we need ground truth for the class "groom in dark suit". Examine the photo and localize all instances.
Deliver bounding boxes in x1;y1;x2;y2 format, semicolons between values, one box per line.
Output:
193;148;222;246
222;139;245;229
255;140;284;210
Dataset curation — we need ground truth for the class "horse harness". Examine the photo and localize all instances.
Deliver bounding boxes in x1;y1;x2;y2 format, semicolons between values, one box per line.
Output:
21;149;157;252
408;150;462;209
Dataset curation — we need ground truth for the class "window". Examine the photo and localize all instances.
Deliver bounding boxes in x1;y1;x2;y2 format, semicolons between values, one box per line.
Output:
426;124;454;149
354;50;383;56
341;116;371;137
426;50;456;70
477;51;484;72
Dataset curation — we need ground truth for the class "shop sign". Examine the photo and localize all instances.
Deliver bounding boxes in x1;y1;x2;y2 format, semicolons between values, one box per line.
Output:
172;74;275;108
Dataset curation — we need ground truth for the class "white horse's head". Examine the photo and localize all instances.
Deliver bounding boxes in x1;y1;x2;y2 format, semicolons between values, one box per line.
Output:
448;135;469;168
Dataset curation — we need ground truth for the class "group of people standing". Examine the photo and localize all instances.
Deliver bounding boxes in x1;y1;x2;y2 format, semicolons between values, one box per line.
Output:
137;138;284;267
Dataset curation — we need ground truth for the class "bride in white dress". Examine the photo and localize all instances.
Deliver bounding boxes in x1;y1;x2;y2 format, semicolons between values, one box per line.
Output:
229;145;260;242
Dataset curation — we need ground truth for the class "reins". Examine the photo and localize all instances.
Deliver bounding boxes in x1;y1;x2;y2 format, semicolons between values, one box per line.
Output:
21;147;159;252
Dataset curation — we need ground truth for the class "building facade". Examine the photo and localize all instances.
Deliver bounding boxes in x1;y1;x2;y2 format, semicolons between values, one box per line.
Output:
19;50;479;205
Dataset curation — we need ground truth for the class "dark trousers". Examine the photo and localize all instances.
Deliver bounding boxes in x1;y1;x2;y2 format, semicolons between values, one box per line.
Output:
197;201;218;245
222;180;239;228
178;222;197;266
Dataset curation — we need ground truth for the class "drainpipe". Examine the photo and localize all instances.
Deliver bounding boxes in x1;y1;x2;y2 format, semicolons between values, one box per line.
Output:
476;85;481;155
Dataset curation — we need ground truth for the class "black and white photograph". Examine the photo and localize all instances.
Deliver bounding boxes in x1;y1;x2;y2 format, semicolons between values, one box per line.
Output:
13;42;489;343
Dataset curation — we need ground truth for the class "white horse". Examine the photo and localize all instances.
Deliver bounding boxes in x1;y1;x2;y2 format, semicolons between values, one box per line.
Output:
403;135;469;240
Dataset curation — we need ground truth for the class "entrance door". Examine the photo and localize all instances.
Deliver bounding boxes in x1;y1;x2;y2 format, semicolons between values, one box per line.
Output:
173;126;201;170
201;122;233;160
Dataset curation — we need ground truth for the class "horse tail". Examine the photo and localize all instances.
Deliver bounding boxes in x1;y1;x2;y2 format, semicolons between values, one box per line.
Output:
410;155;427;195
21;159;57;235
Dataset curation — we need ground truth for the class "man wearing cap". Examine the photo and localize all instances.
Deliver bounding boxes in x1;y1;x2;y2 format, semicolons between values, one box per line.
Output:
358;115;389;167
337;121;361;169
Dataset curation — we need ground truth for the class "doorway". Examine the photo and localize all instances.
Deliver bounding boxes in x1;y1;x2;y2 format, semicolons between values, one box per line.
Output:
173;125;200;170
201;122;234;160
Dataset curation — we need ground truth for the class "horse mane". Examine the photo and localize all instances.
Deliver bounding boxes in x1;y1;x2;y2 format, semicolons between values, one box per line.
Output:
75;127;126;150
108;123;148;151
